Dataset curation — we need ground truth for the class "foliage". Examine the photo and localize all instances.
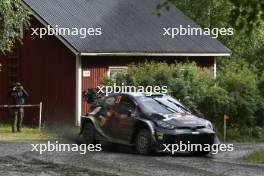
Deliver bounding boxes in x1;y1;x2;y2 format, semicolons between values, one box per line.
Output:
103;62;214;114
157;0;264;32
255;73;264;126
0;0;29;54
0;123;57;141
102;61;263;139
156;1;264;131
157;0;231;29
226;127;264;142
156;0;264;73
244;148;264;164
218;61;260;127
198;85;231;125
259;73;264;99
229;0;264;32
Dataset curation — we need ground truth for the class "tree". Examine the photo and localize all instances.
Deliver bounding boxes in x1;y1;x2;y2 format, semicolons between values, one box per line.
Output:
157;0;264;32
0;0;29;54
229;0;264;32
157;0;264;81
157;0;230;28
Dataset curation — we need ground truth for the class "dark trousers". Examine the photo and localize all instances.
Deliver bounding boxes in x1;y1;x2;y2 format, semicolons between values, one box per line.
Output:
11;107;24;132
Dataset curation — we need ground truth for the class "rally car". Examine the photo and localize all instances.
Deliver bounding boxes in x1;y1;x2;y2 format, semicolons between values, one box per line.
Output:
80;92;217;155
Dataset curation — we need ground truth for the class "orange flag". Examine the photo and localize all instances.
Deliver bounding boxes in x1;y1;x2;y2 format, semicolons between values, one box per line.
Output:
224;114;230;120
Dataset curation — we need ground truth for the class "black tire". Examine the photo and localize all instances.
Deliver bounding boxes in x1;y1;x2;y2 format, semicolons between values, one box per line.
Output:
135;129;152;155
82;122;96;144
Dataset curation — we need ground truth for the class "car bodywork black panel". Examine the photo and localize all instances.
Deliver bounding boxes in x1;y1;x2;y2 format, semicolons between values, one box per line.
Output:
80;93;217;149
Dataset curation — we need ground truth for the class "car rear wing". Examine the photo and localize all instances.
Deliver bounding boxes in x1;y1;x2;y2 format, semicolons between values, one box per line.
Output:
82;88;106;105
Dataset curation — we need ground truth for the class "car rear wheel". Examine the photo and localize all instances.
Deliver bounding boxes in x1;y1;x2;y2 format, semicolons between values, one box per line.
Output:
82;122;96;144
136;129;152;155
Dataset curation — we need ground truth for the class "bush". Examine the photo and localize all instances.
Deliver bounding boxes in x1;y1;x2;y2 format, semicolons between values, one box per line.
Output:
259;73;264;98
218;61;260;127
256;73;264;126
102;61;214;115
198;86;231;125
101;61;263;141
255;101;264;126
226;126;264;142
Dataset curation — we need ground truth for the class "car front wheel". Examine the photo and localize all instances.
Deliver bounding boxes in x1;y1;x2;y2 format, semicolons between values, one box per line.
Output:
82;122;96;144
135;129;152;155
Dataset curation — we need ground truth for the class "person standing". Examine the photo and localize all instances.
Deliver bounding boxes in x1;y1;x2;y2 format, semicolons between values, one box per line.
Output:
9;82;29;132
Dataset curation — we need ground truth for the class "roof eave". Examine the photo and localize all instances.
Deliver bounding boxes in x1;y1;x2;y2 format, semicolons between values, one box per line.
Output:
79;52;231;57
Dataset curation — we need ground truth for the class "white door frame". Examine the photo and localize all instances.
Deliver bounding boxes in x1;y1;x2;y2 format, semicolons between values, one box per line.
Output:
75;55;82;126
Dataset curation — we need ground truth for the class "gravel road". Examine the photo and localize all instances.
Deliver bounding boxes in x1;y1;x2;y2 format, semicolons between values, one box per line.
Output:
0;139;263;176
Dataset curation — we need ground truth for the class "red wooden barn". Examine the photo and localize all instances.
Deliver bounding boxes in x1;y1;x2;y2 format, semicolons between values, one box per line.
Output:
0;0;231;126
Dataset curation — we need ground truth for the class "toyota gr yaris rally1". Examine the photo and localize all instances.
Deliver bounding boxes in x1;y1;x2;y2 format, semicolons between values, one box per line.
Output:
80;93;218;155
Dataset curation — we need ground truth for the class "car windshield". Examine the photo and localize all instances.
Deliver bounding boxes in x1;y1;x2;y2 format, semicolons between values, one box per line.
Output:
137;95;190;115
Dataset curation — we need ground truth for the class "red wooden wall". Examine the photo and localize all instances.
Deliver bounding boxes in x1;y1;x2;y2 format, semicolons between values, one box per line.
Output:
1;17;76;125
22;18;76;125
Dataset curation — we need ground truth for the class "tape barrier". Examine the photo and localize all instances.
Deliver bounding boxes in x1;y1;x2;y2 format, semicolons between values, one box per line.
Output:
0;104;40;108
0;102;43;130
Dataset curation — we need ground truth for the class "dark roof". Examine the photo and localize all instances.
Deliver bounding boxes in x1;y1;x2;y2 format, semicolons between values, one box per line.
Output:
22;0;231;56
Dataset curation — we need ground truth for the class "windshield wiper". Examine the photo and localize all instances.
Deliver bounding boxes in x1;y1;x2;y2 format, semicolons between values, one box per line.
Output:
152;99;177;113
167;99;190;113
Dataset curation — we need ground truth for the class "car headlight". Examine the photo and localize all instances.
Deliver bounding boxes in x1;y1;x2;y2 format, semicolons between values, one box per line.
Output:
205;121;213;129
156;121;175;130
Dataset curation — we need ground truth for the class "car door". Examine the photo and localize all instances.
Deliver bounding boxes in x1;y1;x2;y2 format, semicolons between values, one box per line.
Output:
96;95;117;139
112;95;137;142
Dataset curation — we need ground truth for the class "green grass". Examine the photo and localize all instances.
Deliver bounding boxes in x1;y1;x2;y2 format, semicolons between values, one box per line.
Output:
215;126;264;143
0;123;57;141
244;148;264;164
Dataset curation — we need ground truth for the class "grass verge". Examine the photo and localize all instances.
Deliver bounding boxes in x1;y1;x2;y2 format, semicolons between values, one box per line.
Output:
0;123;57;141
244;148;264;164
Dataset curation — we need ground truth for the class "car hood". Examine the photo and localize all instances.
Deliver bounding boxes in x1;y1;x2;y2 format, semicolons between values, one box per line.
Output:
151;113;207;128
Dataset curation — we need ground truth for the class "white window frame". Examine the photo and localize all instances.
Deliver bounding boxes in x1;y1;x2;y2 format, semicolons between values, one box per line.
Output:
107;66;128;80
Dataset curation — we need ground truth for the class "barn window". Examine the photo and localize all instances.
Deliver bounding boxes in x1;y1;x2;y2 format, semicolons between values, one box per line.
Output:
108;66;127;81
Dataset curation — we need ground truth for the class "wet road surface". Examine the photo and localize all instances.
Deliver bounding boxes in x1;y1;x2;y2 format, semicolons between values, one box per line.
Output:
0;140;263;176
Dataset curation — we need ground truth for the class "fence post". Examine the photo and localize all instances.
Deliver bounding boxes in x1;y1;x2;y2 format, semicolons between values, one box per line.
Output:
39;102;43;131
